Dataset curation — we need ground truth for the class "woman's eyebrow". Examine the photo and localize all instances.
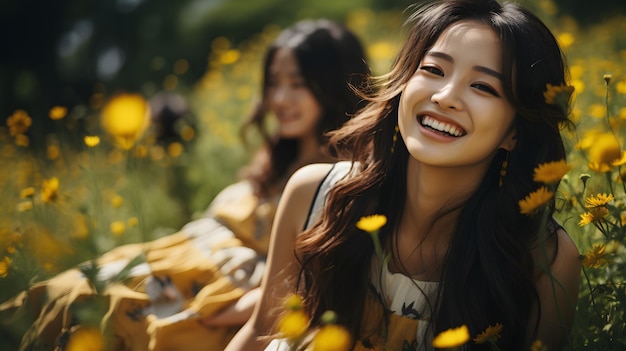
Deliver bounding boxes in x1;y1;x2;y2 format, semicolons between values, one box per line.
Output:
426;51;503;80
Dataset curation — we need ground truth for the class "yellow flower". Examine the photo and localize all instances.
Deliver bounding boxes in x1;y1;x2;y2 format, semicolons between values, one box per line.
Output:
518;187;554;215
21;187;35;198
128;217;139;227
84;136;100;147
473;323;503;344
111;195;124;208
585;193;613;208
6;109;32;136
578;212;593;226
530;340;548;351
0;257;11;278
532;160;571;184
278;310;309;340
583;244;609;268
356;214;387;232
584;133;622;172
180;125;195;141
543;83;574;107
49;106;68;120
101;94;149;150
65;326;104;351
168;142;184;158
284;294;304;310
556;32;574;49
432;325;470;349
110;221;126;236
47;144;60;160
41;177;60;203
312;325;351;351
277;294;309;340
612;151;626;167
15;133;29;147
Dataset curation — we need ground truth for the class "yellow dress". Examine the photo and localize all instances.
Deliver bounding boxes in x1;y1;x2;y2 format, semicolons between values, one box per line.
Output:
0;180;278;351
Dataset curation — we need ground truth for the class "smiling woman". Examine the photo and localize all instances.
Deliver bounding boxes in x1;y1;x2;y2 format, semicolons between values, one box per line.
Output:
226;1;581;351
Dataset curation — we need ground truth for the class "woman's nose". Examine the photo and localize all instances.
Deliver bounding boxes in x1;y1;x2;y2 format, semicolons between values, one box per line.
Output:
431;84;463;110
271;85;291;105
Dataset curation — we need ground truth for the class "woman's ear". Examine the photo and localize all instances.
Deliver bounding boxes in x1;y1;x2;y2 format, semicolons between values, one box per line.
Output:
501;130;517;151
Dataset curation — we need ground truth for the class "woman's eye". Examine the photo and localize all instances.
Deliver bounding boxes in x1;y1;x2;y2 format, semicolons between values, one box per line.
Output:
471;83;500;97
419;66;443;76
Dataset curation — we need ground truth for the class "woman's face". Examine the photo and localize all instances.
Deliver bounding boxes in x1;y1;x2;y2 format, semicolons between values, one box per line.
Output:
398;21;517;171
267;47;323;140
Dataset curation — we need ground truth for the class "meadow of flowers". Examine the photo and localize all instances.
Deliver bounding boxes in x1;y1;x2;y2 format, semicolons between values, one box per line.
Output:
1;1;625;350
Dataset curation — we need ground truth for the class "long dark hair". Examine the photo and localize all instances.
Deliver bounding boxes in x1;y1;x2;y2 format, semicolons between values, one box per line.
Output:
294;1;573;349
240;19;370;196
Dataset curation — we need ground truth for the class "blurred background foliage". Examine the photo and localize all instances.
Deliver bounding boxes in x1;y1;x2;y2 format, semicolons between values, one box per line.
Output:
2;0;625;142
1;0;626;349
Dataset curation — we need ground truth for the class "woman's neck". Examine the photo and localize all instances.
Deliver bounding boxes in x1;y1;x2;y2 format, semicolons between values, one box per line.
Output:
293;134;331;170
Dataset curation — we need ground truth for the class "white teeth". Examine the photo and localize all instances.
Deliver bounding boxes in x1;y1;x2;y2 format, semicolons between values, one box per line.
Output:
421;116;464;137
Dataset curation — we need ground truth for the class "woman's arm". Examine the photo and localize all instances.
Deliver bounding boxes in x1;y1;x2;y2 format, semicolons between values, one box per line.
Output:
224;163;334;351
533;228;581;350
199;287;262;327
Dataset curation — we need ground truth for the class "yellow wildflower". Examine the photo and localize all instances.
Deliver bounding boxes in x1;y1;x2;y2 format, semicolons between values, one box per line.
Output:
518;187;554;215
543;84;574;107
584;133;622;172
128;217;139;227
110;221;126;236
49;106;68;120
65;326;104;351
530;340;548;351
220;49;241;65
585;193;613;208
84;136;100;147
0;257;10;278
21;187;35;198
277;294;309;340
168;142;184;158
41;177;60;203
111;195;124;208
284;294;304;310
6;109;32;136
473;323;503;344
432;325;470;349
533;160;571;184
612;151;626;167
180;125;195;141
47;144;60;160
356;214;387;233
578;208;609;226
15;134;29;147
312;324;351;351
101;94;150;150
278;310;309;340
583;244;609;268
556;32;574;49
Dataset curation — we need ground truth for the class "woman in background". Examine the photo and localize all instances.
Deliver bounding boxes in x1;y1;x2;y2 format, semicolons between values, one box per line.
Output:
0;18;369;351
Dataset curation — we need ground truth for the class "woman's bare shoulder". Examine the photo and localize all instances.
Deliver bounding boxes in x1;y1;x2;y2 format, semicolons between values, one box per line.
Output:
276;163;336;233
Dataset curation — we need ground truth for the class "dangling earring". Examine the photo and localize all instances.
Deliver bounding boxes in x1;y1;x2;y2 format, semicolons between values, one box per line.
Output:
499;151;509;187
391;124;399;154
